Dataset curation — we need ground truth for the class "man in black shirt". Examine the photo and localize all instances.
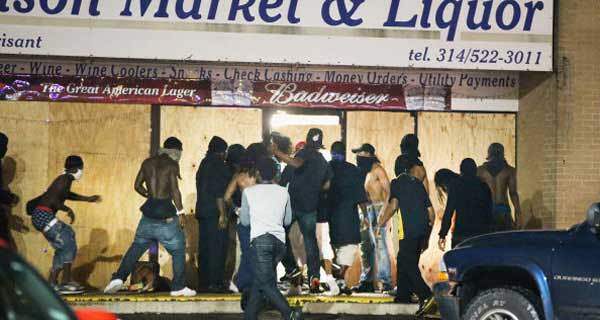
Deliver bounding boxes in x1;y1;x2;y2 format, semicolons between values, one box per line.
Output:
0;133;19;248
327;142;368;293
438;158;494;249
273;128;329;292
377;156;433;307
196;136;232;293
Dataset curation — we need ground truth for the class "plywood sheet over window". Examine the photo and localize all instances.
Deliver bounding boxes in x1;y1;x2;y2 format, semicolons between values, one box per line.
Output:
417;112;515;286
160;106;262;284
0;102;51;273
47;103;151;289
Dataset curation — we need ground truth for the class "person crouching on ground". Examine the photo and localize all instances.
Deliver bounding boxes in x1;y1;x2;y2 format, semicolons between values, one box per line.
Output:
240;157;302;320
27;155;101;294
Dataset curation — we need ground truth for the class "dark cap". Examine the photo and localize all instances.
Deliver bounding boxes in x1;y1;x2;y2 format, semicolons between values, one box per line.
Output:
65;155;84;170
256;157;277;181
331;141;346;155
306;128;324;149
163;137;183;151
352;143;375;155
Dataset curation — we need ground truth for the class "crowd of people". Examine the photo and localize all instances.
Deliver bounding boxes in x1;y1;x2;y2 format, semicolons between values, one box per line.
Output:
0;128;522;320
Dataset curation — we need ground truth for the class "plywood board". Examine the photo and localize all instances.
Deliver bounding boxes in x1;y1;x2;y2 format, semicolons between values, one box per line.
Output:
0;101;51;273
418;112;516;286
346;111;415;287
47;103;151;289
160;106;262;285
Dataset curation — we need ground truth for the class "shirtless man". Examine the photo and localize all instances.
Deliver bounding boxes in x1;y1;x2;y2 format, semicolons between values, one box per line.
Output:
353;143;392;292
27;155;101;294
477;143;522;231
104;137;196;297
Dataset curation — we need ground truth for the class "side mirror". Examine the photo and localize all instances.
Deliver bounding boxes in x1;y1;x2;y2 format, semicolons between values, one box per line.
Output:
75;309;118;320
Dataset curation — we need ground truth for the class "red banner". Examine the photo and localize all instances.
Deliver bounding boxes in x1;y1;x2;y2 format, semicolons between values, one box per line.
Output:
0;76;211;105
251;81;407;110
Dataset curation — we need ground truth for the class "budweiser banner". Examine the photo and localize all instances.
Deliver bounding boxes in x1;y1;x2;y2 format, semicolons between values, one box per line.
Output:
213;81;450;111
0;76;211;106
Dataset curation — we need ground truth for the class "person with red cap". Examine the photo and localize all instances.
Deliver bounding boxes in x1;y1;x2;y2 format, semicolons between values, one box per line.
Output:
27;154;101;294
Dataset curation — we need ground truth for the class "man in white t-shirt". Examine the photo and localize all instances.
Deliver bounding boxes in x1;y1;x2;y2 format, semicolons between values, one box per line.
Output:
240;158;302;320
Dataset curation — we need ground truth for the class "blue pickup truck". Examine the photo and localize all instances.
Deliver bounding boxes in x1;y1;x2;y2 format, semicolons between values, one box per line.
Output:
434;203;600;320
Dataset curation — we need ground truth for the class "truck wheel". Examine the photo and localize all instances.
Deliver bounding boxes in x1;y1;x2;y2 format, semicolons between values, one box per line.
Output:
463;288;541;320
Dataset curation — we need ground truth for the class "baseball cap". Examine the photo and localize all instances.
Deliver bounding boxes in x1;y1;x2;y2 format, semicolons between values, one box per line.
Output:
352;143;376;155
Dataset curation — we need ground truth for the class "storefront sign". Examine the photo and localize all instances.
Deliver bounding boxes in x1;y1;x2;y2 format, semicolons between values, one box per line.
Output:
0;57;519;111
0;1;553;71
0;75;211;105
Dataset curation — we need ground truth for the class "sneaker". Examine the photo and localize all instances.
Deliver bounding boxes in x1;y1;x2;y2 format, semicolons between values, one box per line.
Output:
58;283;85;295
416;297;436;316
170;287;197;297
103;279;124;294
309;277;321;294
323;276;339;296
280;268;302;282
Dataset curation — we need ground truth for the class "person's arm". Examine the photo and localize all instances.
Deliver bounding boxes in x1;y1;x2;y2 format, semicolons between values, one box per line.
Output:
508;168;522;227
169;165;183;212
134;163;149;198
439;185;457;239
374;164;391;203
273;146;304;168
67;192;101;202
240;191;250;227
284;193;292;227
377;198;398;229
224;174;239;209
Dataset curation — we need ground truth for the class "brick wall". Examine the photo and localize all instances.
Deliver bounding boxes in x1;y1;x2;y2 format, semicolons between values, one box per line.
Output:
519;0;600;229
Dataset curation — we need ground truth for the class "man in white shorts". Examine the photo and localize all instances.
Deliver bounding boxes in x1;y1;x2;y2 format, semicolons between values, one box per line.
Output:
327;142;369;294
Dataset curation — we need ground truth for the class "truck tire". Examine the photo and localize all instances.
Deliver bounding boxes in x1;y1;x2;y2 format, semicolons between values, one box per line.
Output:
463;288;541;320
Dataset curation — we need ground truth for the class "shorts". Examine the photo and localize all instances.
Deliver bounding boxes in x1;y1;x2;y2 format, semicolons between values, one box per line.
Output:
43;220;77;271
316;222;334;260
334;244;358;266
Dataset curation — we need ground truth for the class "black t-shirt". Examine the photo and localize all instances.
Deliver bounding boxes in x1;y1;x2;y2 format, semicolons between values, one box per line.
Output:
195;153;232;219
327;160;368;246
390;174;431;239
288;148;329;213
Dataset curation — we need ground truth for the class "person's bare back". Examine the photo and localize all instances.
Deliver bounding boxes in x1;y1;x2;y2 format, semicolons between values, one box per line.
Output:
477;165;515;206
135;154;183;211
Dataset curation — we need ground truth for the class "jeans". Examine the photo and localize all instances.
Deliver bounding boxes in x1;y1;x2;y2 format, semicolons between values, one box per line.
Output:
396;237;431;303
113;216;186;291
43;221;77;271
359;203;392;287
296;210;320;280
245;233;292;320
235;223;253;292
197;215;228;289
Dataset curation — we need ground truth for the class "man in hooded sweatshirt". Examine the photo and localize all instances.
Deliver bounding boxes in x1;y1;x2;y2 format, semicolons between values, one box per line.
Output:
196;136;232;293
477;143;522;231
395;134;429;194
438;158;494;249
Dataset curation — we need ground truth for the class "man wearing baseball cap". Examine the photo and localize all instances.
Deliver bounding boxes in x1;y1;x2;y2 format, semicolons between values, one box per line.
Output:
272;128;330;293
27;155;101;294
352;143;392;293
